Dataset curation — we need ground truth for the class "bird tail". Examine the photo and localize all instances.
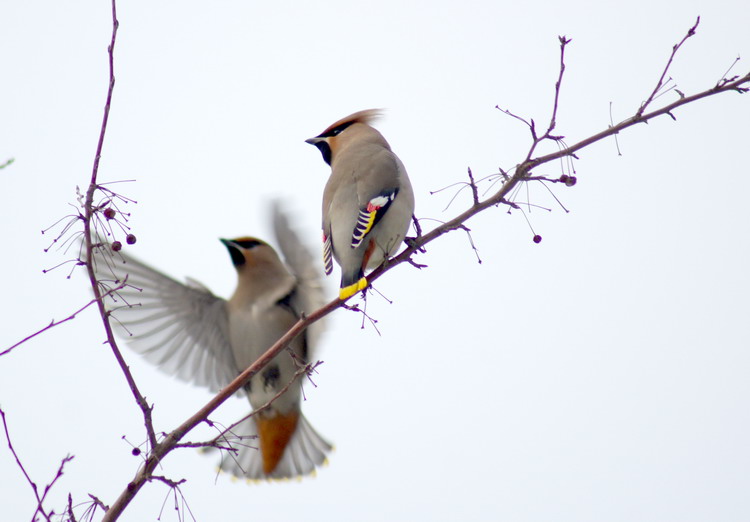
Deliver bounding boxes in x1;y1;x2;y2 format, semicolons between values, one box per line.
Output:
215;413;332;481
339;275;368;300
338;238;378;299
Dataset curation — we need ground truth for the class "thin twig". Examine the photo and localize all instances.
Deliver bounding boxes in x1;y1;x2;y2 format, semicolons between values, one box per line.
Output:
191;361;323;449
67;493;78;522
609;101;623;156
2;289;123;358
523;36;571;163
98;20;750;521
1;408;73;522
546;36;571;135
80;0;158;456
467;167;480;205
637;16;700;117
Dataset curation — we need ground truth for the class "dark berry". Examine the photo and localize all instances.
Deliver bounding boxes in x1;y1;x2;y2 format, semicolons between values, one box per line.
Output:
131;447;141;456
533;235;542;244
112;241;122;252
564;176;577;187
103;208;116;220
126;234;137;245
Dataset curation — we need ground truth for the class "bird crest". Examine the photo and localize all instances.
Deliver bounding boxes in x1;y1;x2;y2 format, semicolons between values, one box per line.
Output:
319;109;383;137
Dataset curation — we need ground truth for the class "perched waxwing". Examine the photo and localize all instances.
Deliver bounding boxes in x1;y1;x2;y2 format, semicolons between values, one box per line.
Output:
91;205;331;480
306;109;415;300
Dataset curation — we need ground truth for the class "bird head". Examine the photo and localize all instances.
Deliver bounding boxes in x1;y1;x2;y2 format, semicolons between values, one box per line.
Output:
305;109;385;165
220;237;285;272
220;237;296;303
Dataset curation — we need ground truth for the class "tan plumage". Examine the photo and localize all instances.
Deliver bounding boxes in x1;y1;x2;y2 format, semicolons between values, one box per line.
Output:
91;205;331;480
306;109;415;299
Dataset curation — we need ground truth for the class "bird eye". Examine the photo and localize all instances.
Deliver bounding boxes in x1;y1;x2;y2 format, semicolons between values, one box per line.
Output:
235;239;263;249
323;121;354;138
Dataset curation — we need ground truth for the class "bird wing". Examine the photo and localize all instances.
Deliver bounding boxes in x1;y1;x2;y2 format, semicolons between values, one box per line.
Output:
351;190;398;248
321;181;336;275
270;201;327;351
92;242;238;393
322;232;334;275
350;147;403;248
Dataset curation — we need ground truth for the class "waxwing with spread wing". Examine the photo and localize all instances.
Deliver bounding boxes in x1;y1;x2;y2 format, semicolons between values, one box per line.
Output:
92;204;331;480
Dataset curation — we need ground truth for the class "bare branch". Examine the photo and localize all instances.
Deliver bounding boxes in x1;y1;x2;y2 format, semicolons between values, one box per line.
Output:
1;407;74;522
66;494;79;522
368;54;750;290
344;298;383;332
467;167;480;205
78;0;158;456
89;494;109;513
150;475;187;488
153;478;196;522
407;257;428;270
608;101;623;156
495;36;572;176
2;287;124;358
637;16;700;117
98;24;750;517
101;295;347;520
534;70;750;167
31;14;745;521
190;361;323;451
546;35;571;136
495;105;533;131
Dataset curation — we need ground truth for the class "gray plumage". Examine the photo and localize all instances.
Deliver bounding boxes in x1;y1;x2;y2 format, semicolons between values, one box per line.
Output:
306;109;415;299
91;204;330;479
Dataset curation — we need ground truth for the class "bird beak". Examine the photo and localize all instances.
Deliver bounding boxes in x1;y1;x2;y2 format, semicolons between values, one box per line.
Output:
220;238;246;267
306;136;332;165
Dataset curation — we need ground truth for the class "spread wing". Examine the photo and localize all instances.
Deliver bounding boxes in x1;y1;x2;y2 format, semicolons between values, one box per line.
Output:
270;202;327;352
92;241;239;393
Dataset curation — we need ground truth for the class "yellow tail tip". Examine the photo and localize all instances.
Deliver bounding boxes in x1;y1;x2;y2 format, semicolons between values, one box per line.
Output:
339;277;368;300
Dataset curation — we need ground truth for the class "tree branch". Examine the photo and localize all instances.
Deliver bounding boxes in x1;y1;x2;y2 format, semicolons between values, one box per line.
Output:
1;294;115;358
637;16;700;118
199;360;323;451
101;45;750;518
80;0;159;455
1;408;74;522
29;13;747;521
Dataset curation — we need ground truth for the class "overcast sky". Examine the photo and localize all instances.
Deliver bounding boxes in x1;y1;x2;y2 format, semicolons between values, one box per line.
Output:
2;1;749;521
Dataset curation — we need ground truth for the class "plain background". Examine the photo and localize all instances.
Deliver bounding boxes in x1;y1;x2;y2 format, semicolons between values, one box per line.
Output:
1;1;749;521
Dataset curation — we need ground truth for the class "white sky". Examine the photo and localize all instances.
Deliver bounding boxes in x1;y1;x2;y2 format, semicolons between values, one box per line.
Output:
1;1;749;521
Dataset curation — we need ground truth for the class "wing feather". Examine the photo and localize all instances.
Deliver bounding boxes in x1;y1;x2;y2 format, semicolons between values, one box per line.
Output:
92;242;238;393
269;202;327;353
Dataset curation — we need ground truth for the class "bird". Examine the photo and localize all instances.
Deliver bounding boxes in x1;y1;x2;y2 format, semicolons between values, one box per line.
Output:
91;205;331;480
305;109;415;300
